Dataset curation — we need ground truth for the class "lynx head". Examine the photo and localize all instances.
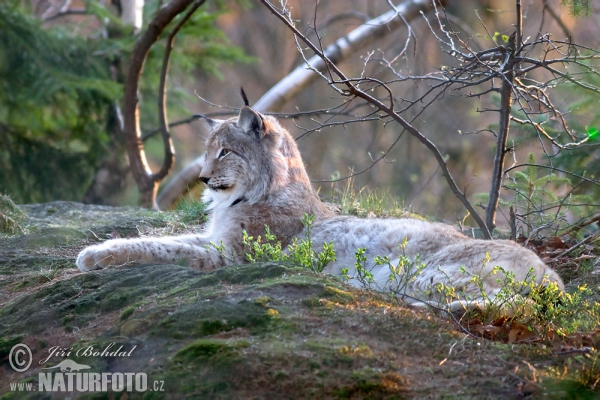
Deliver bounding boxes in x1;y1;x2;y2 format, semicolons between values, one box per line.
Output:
198;106;311;210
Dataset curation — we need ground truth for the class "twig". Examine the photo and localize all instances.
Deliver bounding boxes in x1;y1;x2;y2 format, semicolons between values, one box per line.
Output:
553;233;599;259
559;214;600;238
555;347;592;356
439;340;458;365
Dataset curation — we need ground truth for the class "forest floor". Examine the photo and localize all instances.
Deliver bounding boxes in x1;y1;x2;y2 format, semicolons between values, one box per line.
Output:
0;198;598;399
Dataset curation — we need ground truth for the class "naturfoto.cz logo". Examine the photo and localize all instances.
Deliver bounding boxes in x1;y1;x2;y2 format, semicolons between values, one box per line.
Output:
7;343;165;394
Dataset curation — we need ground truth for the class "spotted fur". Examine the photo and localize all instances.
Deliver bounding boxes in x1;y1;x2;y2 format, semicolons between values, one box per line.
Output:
76;106;564;312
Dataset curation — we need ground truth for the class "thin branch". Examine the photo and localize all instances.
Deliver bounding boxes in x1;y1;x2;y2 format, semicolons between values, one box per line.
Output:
259;0;491;239
312;130;403;183
553;233;600;259
253;0;441;112
504;164;600;188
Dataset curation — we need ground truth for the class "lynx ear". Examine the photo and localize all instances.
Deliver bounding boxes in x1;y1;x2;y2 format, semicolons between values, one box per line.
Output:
194;114;223;131
238;106;264;140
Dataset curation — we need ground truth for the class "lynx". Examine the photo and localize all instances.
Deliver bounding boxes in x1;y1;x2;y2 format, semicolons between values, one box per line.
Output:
76;104;564;313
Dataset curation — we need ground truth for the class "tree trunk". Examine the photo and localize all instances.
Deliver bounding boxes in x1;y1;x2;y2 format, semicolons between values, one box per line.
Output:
123;0;203;208
485;30;518;231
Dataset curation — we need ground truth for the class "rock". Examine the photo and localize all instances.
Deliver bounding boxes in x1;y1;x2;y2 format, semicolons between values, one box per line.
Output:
0;200;549;398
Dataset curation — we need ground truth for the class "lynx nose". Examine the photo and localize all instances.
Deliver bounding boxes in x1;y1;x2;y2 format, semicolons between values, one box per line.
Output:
199;176;210;185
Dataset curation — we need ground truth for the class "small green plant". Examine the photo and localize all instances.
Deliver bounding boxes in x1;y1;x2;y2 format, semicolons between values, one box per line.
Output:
287;214;336;273
529;283;600;337
239;214;336;273
175;198;208;224
431;256;600;341
353;248;374;286
345;246;600;340
242;226;285;263
346;239;427;304
375;239;426;300
476;153;593;239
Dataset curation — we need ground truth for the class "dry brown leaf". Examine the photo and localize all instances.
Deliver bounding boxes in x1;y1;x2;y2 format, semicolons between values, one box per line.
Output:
508;321;537;344
545;236;567;250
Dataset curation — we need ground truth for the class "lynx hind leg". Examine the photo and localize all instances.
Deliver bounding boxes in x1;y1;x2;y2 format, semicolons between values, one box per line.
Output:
387;258;550;319
445;295;537;319
407;293;535;320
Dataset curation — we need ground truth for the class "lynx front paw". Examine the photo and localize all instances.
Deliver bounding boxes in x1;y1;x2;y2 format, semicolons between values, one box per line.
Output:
76;245;117;272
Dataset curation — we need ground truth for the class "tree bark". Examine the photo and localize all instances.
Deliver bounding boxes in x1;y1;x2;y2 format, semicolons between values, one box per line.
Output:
123;0;202;208
485;31;517;231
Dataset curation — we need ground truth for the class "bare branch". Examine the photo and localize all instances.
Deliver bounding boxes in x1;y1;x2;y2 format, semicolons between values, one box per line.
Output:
259;0;491;239
253;0;441;112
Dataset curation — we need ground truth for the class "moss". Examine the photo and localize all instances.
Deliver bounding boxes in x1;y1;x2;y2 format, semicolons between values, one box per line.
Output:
335;368;409;398
254;296;271;306
155;298;286;339
211;262;301;285
543;379;600;399
322;285;355;304
6;227;87;249
158;339;250;395
0;336;22;359
119;318;150;337
302;296;323;308
172;338;249;363
120;306;135;321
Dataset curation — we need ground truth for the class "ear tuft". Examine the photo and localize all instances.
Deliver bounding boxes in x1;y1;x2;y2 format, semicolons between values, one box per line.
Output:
240;87;249;106
238;106;264;140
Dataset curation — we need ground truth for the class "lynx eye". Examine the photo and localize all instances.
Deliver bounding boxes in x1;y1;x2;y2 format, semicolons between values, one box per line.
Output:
217;148;231;160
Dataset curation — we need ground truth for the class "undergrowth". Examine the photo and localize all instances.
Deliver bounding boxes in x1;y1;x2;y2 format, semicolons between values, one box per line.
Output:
476;153;597;240
243;214;336;273
233;206;600;393
0;194;25;237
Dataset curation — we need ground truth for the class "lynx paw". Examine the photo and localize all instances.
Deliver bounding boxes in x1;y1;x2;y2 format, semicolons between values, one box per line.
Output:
76;245;117;272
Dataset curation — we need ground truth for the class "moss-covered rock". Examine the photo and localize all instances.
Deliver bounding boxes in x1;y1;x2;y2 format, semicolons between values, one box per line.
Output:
0;200;584;399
